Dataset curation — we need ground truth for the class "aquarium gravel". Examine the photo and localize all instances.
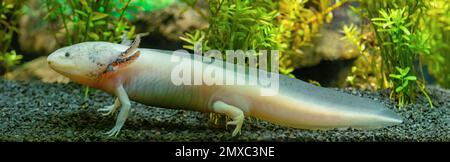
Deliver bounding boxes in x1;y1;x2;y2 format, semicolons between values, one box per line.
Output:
0;79;449;142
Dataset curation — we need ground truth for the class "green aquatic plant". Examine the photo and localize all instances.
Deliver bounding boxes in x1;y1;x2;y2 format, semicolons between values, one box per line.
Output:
181;0;347;77
362;0;433;108
181;0;279;53
0;0;25;74
388;67;416;108
342;24;384;90
424;0;450;88
180;0;283;73
344;0;436;108
277;0;347;73
0;50;23;73
44;0;136;46
131;0;176;13
108;0;176;20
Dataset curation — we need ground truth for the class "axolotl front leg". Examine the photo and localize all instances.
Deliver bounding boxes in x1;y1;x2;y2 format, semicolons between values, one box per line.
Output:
97;35;142;136
101;85;132;137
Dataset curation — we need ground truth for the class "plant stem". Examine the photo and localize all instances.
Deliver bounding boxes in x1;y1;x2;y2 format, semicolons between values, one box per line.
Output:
101;0;110;41
83;12;92;42
45;0;60;48
59;6;72;45
214;0;225;17
111;0;132;41
84;86;90;98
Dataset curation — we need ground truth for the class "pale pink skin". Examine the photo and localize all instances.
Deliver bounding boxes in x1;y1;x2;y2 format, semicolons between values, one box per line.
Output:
47;41;402;137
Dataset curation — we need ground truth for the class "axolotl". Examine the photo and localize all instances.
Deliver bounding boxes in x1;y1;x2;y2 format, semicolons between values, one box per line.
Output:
47;35;402;137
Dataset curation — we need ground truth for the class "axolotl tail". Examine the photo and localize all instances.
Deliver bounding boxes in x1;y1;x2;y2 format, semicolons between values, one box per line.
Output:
248;75;403;130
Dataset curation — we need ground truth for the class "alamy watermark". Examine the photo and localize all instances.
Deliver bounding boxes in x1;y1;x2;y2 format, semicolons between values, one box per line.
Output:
170;42;279;96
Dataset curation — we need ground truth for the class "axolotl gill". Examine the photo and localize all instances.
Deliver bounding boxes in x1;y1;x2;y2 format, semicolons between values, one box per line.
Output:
47;35;402;137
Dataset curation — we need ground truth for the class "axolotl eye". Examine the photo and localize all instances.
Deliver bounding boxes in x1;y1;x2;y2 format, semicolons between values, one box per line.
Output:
65;52;70;57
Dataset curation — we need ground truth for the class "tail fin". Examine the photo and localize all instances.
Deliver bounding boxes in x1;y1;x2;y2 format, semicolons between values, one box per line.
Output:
250;74;402;130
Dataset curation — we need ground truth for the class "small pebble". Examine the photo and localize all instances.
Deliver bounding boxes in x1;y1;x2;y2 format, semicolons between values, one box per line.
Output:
0;79;449;142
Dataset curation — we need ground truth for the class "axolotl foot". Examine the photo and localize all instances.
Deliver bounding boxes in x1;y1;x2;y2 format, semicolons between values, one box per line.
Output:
227;113;244;136
103;85;131;137
212;101;245;137
97;98;120;116
104;124;123;137
104;103;131;137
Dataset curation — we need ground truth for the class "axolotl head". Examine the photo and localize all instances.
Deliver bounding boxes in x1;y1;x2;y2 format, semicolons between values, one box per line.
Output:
47;36;141;88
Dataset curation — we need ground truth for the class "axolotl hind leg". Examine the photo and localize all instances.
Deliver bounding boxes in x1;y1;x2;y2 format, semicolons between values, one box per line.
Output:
104;85;131;137
212;101;245;136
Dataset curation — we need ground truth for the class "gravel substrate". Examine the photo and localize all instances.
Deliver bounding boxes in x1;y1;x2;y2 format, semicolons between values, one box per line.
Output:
0;79;449;142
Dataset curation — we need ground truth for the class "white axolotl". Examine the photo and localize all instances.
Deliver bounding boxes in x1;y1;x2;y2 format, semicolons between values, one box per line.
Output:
47;35;402;137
